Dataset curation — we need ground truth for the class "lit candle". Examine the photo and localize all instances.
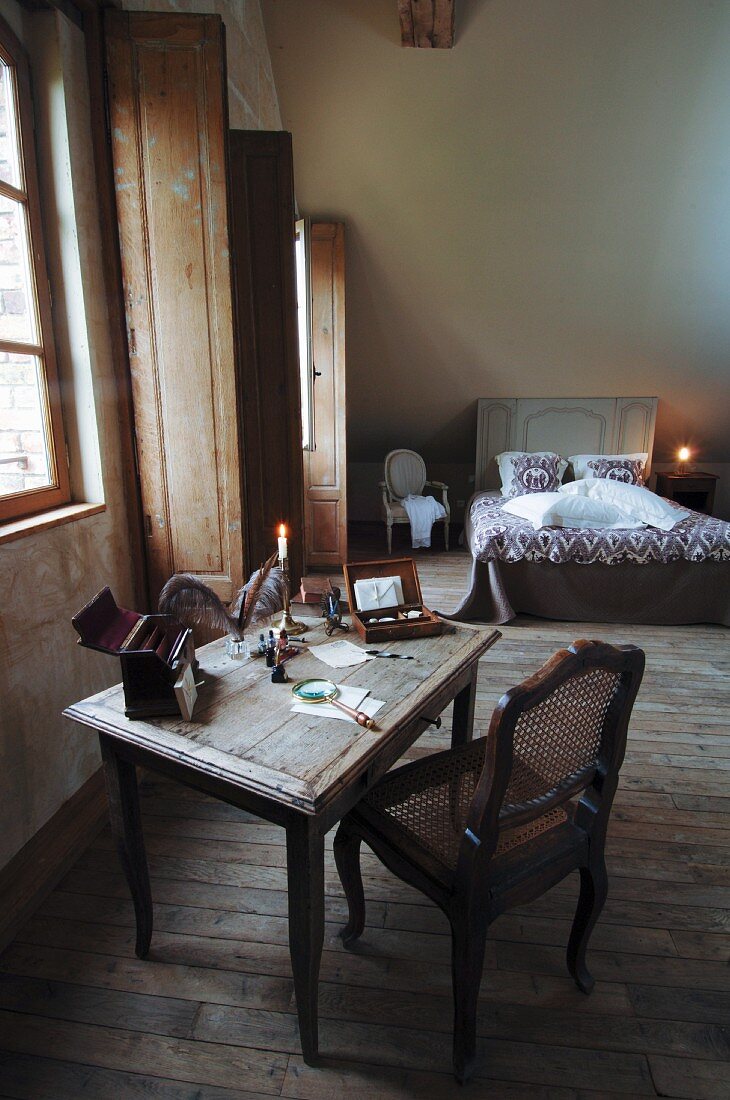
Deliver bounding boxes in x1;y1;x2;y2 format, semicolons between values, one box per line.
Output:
678;447;690;463
277;523;288;562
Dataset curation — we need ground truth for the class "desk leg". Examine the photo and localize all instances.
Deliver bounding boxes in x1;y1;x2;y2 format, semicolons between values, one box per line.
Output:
451;663;478;748
100;736;153;959
286;817;325;1064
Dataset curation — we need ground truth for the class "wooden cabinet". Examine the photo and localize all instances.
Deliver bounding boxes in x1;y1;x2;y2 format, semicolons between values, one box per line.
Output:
105;11;244;606
655;472;718;515
304;223;347;570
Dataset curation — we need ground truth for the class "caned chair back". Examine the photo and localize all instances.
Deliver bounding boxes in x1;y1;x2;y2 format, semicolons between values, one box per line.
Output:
384;449;427;500
503;665;622;818
459;640;645;872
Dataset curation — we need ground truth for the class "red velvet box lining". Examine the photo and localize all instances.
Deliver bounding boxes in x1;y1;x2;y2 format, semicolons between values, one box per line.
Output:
72;587;141;654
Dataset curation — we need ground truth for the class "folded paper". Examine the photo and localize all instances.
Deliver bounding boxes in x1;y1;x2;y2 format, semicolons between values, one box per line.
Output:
291;683;384;725
353;575;405;612
309;640;374;668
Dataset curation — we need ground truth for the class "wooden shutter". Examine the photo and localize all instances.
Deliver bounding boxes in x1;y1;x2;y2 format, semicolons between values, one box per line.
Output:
304;223;347;569
228;130;305;589
105;12;244;604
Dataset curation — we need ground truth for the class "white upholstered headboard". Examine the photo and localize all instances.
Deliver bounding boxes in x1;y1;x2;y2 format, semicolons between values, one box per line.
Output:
475;397;658;492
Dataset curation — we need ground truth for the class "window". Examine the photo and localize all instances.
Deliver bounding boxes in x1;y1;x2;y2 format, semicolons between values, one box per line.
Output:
0;16;69;522
295;217;314;451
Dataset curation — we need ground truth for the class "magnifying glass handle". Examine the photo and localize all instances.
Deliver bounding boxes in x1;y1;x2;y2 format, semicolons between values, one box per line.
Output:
332;698;375;729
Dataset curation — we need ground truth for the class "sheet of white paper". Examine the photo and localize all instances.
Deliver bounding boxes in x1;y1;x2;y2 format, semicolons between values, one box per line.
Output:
309;639;374;668
291;683;385;725
353;575;404;612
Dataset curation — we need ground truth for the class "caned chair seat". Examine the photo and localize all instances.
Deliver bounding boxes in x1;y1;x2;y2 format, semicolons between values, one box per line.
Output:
334;641;645;1082
354;739;574;888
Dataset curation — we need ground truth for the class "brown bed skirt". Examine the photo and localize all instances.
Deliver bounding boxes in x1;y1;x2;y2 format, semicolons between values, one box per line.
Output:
440;557;730;627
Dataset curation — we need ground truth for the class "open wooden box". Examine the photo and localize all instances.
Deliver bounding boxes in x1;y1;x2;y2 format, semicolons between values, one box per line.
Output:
342;558;444;643
72;587;196;719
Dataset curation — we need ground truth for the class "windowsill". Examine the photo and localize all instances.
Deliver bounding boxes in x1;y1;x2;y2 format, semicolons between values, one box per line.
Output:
0;502;106;545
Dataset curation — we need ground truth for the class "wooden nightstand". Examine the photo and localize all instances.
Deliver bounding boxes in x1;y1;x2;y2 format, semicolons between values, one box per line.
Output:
655;472;718;515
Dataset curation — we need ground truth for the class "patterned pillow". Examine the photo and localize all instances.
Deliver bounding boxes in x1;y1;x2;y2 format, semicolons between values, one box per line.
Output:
587;458;645;485
508;453;562;496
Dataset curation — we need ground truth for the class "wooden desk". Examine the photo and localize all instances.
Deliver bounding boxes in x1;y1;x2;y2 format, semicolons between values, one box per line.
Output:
64;619;500;1062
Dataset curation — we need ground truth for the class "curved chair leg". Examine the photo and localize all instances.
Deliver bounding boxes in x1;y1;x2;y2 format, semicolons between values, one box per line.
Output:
386;521;392;555
450;909;490;1084
567;859;608;993
444;521;450;551
333;823;366;947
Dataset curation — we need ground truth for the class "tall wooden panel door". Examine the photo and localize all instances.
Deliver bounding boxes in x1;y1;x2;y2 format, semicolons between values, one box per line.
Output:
228;131;304;589
304;223;347;570
105;12;244;605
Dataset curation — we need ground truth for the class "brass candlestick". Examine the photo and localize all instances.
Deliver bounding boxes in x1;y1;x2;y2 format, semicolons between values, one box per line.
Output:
272;554;307;636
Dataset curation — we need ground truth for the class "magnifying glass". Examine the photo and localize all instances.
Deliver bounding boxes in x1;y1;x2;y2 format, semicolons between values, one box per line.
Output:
291;679;376;729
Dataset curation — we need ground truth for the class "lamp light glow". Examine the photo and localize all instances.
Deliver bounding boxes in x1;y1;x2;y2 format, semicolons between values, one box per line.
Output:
676;446;691;474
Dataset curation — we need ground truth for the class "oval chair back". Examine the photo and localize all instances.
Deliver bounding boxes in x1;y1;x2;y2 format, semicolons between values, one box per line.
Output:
384;449;427;500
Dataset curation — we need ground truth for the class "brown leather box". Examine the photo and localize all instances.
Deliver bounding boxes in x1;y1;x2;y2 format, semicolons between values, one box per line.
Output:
342;558;444;644
72;587;196;719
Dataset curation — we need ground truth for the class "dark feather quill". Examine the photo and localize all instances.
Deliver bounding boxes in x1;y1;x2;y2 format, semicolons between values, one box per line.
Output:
159;555;286;640
236;550;284;633
158;574;234;635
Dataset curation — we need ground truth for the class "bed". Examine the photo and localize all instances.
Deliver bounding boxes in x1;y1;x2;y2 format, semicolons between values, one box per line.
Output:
443;397;730;627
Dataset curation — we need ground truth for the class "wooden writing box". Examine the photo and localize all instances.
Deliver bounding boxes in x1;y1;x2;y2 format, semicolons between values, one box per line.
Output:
72;587;196;719
343;558;444;643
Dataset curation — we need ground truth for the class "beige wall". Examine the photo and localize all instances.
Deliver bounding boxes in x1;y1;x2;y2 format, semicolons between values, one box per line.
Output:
0;0;280;872
263;0;730;480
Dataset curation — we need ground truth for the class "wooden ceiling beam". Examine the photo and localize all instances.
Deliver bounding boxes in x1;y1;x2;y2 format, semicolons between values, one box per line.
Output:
398;0;455;49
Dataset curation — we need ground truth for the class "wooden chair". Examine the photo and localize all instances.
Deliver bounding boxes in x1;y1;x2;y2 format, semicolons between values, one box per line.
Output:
334;640;645;1082
380;448;450;554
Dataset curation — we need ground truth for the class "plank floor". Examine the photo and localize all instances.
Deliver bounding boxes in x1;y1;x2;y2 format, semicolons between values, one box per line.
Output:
1;545;728;1099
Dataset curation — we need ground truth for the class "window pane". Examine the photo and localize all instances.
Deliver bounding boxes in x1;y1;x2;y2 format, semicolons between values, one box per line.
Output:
295;221;313;450
0;60;21;189
0;196;37;343
0;351;53;497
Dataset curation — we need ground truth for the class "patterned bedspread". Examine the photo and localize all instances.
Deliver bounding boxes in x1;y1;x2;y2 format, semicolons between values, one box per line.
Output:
469;494;730;565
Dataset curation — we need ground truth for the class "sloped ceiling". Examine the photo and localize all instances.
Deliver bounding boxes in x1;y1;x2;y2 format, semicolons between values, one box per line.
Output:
262;0;730;463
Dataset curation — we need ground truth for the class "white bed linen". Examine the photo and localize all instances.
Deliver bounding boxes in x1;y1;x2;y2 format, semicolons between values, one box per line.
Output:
559;479;689;531
502;492;644;531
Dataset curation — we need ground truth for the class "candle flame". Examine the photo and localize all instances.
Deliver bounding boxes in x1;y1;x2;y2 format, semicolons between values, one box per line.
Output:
678;447;690;462
278;523;286;537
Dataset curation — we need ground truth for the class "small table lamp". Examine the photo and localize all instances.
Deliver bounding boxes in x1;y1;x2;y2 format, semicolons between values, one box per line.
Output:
676;446;691;474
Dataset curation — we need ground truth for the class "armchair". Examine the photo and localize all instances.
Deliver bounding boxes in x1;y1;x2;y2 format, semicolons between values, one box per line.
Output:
380;448;450;554
334;639;645;1082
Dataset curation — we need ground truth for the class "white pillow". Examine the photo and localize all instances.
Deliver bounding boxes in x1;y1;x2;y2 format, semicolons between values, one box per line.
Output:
559;478;689;530
568;452;648;483
503;492;644;531
495;451;568;496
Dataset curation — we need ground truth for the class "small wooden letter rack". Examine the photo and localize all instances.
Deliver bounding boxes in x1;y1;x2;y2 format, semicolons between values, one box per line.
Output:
343;558;444;644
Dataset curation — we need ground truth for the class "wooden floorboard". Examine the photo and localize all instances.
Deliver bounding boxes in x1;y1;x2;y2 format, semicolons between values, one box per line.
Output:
1;545;728;1098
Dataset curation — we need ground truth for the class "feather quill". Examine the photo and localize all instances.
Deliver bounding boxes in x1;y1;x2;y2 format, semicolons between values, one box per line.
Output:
158;574;234;635
159;552;286;640
236;550;283;633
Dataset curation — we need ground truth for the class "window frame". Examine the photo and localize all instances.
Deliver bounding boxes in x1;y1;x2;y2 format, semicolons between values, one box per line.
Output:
0;14;70;523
